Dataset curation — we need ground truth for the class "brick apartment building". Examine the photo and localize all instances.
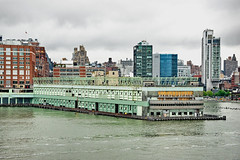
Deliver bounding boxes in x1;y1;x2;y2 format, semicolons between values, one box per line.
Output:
0;38;36;88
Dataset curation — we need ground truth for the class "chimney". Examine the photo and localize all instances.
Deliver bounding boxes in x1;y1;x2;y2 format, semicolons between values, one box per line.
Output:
74;47;77;53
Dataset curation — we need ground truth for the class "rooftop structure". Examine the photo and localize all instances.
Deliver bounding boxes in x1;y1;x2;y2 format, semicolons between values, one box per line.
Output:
33;76;199;87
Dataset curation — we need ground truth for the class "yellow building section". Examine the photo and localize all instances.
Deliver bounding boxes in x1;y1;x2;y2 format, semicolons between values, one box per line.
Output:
158;91;193;97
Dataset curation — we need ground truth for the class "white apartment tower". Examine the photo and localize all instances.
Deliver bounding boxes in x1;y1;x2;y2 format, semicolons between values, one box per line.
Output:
201;29;221;91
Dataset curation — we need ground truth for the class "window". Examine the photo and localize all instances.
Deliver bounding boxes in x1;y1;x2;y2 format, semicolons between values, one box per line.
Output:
0;48;3;55
19;70;24;75
13;70;18;75
19;57;24;60
19;66;24;69
6;61;11;64
19;52;24;56
19;62;24;65
13;81;18;84
13;57;18;60
6;57;11;60
178;112;182;116
26;70;30;75
172;112;176;115
0;61;4;64
0;66;3;69
184;112;188;115
6;70;11;75
13;52;18;56
13;61;18;64
6;48;11;55
0;57;4;60
6;76;11;79
189;112;193;115
6;66;11;69
13;48;18;52
26;66;30;69
13;66;18;69
13;76;18;79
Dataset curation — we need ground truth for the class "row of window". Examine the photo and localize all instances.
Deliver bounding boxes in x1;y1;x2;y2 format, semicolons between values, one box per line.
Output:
0;70;30;75
0;61;30;65
0;57;30;60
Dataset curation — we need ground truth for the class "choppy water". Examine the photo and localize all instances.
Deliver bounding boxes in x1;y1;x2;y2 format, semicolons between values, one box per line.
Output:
0;102;240;160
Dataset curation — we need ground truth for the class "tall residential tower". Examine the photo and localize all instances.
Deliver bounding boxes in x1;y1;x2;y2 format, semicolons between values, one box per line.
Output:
133;40;152;77
201;29;221;90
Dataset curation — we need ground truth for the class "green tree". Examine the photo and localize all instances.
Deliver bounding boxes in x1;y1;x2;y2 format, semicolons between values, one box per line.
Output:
203;91;207;96
206;91;213;97
225;91;230;97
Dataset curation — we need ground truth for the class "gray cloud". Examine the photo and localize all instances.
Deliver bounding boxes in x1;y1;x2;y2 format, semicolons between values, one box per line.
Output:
1;0;239;65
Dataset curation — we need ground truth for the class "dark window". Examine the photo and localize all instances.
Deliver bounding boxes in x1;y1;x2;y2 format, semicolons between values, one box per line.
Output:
172;112;176;115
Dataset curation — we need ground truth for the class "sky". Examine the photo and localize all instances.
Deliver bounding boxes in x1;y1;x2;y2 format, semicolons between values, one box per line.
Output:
0;0;240;67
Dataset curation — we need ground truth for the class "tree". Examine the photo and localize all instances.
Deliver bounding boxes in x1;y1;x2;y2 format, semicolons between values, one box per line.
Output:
203;91;207;96
225;91;230;97
206;91;213;97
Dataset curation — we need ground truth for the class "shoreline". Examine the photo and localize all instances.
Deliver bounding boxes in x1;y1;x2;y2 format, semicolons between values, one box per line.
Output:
0;104;226;121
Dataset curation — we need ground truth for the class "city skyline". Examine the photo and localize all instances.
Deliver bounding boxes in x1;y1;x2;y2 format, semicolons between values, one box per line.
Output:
1;0;240;66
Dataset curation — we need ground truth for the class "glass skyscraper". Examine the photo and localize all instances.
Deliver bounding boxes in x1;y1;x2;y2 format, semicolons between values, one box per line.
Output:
160;54;178;77
133;40;152;77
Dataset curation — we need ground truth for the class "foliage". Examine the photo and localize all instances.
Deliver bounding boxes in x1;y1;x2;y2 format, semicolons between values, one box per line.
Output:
214;90;231;97
206;91;213;97
203;91;207;96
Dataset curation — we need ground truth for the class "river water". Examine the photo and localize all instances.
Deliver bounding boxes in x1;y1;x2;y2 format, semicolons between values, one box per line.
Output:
0;102;240;160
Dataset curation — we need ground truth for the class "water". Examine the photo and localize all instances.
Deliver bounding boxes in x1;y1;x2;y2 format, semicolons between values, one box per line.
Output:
0;102;240;160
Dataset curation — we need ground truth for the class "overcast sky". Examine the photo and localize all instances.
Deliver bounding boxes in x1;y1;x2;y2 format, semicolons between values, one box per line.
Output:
1;0;240;66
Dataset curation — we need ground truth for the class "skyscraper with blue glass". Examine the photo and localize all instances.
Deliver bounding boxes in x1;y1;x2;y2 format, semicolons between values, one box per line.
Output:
160;54;178;77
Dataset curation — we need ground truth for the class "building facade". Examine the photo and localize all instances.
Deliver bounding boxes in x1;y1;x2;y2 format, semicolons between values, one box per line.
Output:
160;54;178;77
0;38;36;88
153;54;160;77
201;29;221;91
187;60;201;76
178;66;191;77
53;58;86;77
33;77;204;119
133;40;152;77
72;45;90;66
224;54;238;77
117;58;133;77
231;67;240;89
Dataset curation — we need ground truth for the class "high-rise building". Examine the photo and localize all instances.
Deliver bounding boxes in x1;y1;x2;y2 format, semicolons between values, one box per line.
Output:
201;29;221;90
224;54;238;77
160;54;178;77
0;38;36;88
72;45;90;66
153;53;178;77
133;40;152;77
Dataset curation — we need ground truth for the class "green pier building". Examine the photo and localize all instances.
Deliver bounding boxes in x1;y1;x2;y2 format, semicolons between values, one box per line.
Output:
31;76;204;118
